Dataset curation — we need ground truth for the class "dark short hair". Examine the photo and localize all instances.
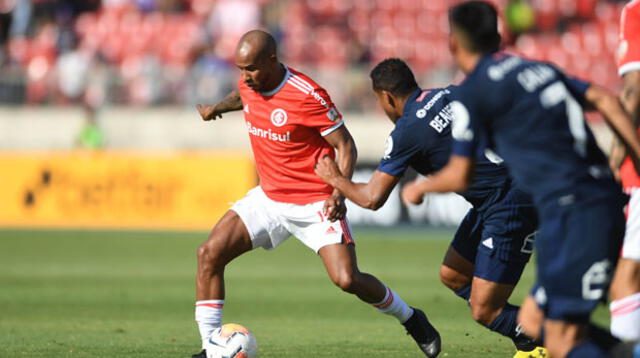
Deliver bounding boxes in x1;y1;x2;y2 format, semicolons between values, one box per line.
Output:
449;1;501;53
370;58;419;97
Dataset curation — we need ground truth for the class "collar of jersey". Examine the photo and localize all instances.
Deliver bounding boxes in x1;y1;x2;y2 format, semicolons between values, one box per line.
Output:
401;88;423;119
260;65;291;97
472;52;500;77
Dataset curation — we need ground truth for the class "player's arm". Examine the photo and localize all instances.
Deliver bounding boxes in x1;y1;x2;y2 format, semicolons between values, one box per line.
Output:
584;83;640;174
610;138;625;181
401;155;473;205
322;125;357;221
315;157;400;210
621;71;640;122
610;71;640;177
196;90;243;121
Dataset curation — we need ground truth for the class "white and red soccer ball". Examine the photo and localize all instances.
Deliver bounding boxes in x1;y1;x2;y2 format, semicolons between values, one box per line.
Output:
205;323;258;358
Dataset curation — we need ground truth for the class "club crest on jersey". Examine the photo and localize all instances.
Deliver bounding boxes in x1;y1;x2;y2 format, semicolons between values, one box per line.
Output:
618;40;628;62
270;108;288;127
326;107;340;122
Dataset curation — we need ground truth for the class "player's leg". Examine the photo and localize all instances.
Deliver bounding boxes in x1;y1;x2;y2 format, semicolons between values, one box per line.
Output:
609;188;640;341
439;246;474;300
517;295;544;341
318;242;386;303
468;251;545;356
318;240;441;357
544;320;594;358
469;277;516;330
470;189;543;354
527;297;615;358
194;187;288;356
439;209;479;302
193;210;252;357
196;210;252;300
610;258;640;341
533;199;625;358
446;190;544;356
286;202;440;357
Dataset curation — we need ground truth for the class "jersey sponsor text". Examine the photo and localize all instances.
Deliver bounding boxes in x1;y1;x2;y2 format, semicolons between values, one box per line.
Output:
246;121;291;142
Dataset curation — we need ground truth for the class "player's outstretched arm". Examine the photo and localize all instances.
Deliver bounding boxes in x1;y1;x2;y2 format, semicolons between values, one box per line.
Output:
315;157;400;210
196;90;243;121
610;71;640;179
401;155;473;205
585;84;640;174
609;138;625;182
621;71;640;123
321;125;357;221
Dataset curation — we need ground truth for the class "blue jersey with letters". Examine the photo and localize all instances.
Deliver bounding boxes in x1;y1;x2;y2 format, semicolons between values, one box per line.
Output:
450;53;620;207
377;87;510;209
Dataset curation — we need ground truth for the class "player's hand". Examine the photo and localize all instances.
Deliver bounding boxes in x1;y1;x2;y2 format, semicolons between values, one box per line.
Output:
196;104;223;121
610;162;621;183
314;156;341;185
401;181;425;205
324;194;346;222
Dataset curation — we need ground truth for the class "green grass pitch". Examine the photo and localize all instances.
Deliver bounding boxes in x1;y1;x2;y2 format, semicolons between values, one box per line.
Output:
0;227;608;357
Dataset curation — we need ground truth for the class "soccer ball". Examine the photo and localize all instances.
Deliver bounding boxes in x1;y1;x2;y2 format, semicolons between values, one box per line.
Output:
205;323;258;358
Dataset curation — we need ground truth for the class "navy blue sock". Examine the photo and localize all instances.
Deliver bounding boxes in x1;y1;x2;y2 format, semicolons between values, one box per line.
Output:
487;303;519;340
566;340;609;358
454;285;471;301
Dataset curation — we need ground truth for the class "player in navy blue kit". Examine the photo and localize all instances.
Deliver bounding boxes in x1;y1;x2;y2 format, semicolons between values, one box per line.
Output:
401;2;640;358
315;58;546;357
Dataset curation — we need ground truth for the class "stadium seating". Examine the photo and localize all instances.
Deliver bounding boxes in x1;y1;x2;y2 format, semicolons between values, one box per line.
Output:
1;0;627;106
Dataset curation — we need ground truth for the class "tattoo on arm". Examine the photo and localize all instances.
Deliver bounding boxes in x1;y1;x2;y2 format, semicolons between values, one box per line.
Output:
216;90;243;114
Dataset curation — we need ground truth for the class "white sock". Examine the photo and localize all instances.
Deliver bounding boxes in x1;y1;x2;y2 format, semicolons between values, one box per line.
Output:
373;287;414;323
610;292;640;341
195;300;224;348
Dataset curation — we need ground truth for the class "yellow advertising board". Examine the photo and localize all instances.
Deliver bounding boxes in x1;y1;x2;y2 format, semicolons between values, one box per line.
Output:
0;151;256;230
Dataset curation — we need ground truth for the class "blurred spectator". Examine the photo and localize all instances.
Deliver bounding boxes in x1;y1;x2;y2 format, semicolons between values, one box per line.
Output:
505;0;535;34
206;0;260;62
9;0;29;38
76;106;105;149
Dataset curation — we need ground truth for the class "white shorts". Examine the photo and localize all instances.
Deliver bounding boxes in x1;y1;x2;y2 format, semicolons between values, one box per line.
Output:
623;188;640;261
230;186;355;253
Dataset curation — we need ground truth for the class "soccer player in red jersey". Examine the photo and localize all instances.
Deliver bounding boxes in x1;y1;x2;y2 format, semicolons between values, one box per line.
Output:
190;30;441;358
608;0;640;342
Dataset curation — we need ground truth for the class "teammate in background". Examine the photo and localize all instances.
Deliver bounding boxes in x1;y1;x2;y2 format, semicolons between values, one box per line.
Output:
400;2;640;358
607;0;640;342
191;30;441;358
314;58;546;358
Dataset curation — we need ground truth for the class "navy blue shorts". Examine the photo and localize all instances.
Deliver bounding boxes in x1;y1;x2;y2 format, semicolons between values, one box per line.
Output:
451;187;538;285
532;196;625;322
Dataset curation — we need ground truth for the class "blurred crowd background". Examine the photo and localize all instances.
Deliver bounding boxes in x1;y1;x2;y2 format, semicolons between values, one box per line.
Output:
0;0;629;229
0;0;629;112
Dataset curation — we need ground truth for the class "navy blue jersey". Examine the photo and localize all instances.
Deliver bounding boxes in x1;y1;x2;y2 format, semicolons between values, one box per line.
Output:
377;87;510;209
450;53;619;207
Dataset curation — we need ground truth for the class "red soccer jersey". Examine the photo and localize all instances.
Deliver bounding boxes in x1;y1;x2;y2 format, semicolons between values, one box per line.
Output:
618;0;640;76
618;0;640;188
238;66;344;204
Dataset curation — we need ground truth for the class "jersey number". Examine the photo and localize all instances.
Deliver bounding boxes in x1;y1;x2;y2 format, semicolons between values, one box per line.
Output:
539;81;587;157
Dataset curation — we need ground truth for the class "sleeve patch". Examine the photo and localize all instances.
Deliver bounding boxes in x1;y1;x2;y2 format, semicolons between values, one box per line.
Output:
383;136;394;160
326;107;340;122
450;101;474;142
